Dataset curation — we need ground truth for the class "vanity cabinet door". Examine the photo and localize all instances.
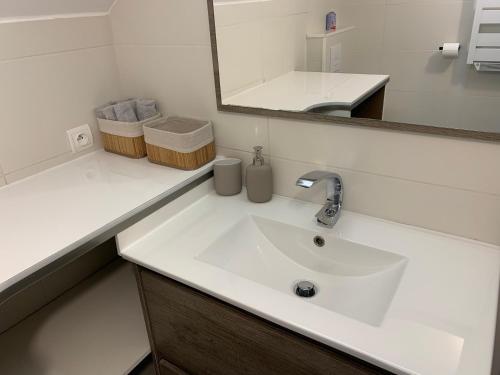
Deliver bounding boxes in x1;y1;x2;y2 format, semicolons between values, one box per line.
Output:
159;359;189;375
138;267;391;375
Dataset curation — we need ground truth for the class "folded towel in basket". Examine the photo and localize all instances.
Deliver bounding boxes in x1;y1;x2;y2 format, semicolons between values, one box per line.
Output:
136;99;158;121
114;100;138;122
95;104;117;121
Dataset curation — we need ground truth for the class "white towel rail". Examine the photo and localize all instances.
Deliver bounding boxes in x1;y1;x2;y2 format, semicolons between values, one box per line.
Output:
467;0;500;69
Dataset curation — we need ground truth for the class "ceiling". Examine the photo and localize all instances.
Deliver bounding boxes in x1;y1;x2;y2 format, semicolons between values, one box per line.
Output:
0;0;116;19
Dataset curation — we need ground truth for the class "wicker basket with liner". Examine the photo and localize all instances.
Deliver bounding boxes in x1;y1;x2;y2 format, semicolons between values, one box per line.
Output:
97;113;161;158
143;116;216;170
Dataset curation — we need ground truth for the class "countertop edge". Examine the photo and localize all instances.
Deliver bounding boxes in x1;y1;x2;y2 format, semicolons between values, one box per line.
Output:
0;159;213;301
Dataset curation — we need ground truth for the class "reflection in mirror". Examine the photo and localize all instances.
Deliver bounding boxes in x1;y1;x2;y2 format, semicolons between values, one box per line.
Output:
212;0;500;134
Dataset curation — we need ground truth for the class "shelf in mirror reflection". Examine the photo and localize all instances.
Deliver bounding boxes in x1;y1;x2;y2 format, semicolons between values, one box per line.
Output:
221;71;389;120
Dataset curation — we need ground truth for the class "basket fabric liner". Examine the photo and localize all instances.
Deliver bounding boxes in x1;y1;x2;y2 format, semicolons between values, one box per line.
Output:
144;117;214;153
98;113;162;138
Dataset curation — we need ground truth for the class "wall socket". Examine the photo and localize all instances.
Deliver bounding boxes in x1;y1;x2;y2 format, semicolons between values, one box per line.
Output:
67;124;94;153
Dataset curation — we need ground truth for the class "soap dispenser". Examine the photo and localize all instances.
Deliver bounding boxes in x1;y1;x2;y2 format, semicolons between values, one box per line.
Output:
246;146;273;203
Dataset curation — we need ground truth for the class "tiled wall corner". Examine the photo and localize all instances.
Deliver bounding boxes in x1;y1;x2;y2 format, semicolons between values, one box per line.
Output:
214;1;308;98
110;0;269;154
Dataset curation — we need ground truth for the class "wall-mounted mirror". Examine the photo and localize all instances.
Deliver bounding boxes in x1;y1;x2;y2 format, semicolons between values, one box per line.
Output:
208;0;500;141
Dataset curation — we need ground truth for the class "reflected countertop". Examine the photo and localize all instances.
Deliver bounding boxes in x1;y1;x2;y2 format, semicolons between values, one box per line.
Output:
0;150;215;294
222;71;390;112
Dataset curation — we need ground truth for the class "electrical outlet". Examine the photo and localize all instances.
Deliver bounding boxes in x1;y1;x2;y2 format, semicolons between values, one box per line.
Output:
67;124;94;153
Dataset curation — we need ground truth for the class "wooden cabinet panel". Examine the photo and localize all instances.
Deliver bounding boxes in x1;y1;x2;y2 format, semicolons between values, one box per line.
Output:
159;359;189;375
138;267;392;375
352;87;385;120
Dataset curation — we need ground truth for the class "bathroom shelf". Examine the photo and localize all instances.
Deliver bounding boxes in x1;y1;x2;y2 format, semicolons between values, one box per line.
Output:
0;261;150;375
307;26;355;39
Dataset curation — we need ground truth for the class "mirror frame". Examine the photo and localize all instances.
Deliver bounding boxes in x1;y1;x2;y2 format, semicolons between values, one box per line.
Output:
206;0;500;142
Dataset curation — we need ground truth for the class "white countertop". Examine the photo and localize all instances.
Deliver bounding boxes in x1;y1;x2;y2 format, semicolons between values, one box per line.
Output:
0;150;214;293
222;71;390;112
118;181;500;375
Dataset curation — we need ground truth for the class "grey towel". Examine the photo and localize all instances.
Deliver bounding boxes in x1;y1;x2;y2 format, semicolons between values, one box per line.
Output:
136;99;158;121
114;100;138;122
95;104;117;120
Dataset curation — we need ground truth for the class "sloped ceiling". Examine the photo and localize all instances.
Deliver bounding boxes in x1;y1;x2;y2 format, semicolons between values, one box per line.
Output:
0;0;116;19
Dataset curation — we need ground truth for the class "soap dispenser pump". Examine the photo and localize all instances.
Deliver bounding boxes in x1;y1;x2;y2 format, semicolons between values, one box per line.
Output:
246;146;273;203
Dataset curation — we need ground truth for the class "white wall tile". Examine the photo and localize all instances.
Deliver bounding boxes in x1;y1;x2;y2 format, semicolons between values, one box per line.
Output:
0;16;112;61
214;146;255;185
115;43;269;153
4;150;95;184
268;118;500;195
0;46;120;174
110;0;211;46
214;0;308;97
384;2;473;51
214;1;266;27
114;44;215;119
265;0;309;17
381;49;500;99
335;4;386;51
384;89;500;133
261;18;288;82
447;94;500;133
213;113;269;152
383;89;454;128
217;22;263;97
271;157;500;245
0;0;115;19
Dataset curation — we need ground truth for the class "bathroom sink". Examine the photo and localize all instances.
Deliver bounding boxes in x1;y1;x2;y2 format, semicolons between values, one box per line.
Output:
197;215;408;326
119;184;500;375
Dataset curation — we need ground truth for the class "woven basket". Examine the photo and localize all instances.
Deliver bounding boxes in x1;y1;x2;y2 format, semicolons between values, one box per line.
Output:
144;117;216;170
97;113;162;158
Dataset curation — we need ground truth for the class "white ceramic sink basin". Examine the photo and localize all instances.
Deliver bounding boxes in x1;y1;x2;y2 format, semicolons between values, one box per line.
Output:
197;215;407;326
118;182;500;375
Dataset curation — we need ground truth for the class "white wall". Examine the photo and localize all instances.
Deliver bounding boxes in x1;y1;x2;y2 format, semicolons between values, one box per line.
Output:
0;0;115;20
214;0;308;98
109;0;500;246
0;0;497;245
0;15;120;183
324;0;500;132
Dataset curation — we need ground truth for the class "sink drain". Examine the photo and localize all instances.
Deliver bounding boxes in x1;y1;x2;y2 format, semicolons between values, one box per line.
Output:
294;281;317;298
313;235;325;247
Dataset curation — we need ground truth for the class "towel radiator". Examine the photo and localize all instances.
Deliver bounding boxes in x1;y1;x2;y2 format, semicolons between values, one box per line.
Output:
467;0;500;71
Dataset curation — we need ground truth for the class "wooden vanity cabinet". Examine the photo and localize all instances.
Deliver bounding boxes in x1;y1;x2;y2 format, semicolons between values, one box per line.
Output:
135;266;392;375
351;87;385;120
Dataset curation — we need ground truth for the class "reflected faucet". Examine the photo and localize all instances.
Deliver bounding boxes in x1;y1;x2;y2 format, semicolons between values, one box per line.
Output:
296;171;343;228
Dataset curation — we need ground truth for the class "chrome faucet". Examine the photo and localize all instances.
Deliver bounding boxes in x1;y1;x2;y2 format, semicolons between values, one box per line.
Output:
296;171;343;228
